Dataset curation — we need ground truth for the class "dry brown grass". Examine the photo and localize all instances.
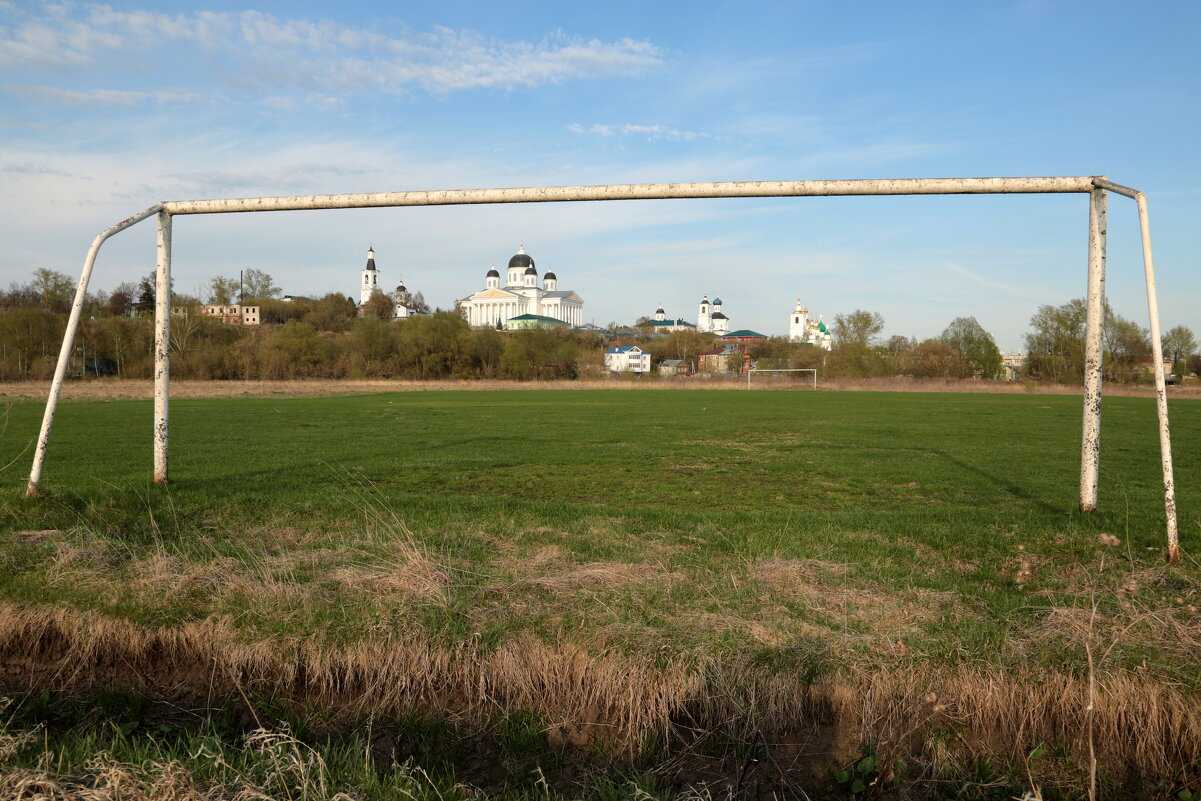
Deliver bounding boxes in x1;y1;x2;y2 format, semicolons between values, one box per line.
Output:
751;558;953;640
524;561;674;594
0;723;423;800
1;603;1199;791
3;376;1196;401
329;551;449;603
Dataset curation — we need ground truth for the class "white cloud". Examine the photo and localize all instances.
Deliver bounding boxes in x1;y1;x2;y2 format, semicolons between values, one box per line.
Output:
5;83;213;107
568;122;721;142
0;5;663;97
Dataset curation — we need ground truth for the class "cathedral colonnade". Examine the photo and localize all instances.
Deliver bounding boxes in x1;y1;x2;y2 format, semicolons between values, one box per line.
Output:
458;245;584;330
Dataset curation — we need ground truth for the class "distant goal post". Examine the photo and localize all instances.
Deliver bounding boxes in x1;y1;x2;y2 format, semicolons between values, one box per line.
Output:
746;368;817;391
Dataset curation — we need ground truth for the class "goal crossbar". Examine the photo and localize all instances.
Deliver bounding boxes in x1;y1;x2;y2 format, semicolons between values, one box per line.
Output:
25;175;1181;561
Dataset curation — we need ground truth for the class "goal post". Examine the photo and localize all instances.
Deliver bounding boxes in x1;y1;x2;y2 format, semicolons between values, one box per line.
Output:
23;175;1180;561
746;368;817;391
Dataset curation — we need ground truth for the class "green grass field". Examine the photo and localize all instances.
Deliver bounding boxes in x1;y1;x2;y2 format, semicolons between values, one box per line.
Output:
1;387;1199;799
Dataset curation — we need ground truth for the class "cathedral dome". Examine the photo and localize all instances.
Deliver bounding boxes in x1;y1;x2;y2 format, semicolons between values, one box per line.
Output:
655;305;665;314
713;297;723;306
524;265;537;275
395;283;406;293
486;268;500;278
544;271;557;280
508;245;534;271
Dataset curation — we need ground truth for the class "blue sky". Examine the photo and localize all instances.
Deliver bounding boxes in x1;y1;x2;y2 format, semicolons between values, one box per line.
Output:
1;0;1198;350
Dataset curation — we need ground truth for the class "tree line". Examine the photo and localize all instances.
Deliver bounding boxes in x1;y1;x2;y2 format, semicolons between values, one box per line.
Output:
1;268;1195;383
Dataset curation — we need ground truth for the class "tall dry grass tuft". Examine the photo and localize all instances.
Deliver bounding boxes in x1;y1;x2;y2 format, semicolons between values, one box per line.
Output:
0;718;451;800
2;603;1200;791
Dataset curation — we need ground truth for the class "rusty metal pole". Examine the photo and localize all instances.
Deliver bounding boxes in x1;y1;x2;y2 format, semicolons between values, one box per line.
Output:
1080;185;1107;512
1092;178;1180;561
153;210;172;483
26;204;163;497
1134;193;1179;561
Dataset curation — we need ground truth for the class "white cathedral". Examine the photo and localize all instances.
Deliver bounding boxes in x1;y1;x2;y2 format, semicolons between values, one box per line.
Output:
458;245;585;329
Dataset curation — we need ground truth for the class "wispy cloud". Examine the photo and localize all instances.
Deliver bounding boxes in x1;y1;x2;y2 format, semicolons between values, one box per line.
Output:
946;262;1028;295
5;83;214;107
0;5;663;97
568;122;724;142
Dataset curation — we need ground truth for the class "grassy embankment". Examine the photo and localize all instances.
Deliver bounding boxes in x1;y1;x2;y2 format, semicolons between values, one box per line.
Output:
0;388;1198;799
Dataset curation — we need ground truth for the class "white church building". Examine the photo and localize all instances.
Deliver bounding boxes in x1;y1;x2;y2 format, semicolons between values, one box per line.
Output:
358;247;421;320
788;298;833;350
696;295;730;335
458;245;585;329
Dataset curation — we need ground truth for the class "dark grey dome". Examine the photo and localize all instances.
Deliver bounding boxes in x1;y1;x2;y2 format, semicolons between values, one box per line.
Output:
486;268;500;277
524;265;537;275
508;251;534;270
713;297;723;305
655;306;665;313
395;284;406;293
543;271;557;280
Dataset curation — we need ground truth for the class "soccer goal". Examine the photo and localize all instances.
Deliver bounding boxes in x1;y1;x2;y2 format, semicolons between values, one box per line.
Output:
24;176;1180;560
746;368;817;391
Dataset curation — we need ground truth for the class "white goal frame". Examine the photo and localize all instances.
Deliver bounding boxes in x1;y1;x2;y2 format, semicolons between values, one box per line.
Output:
24;176;1180;560
747;368;817;391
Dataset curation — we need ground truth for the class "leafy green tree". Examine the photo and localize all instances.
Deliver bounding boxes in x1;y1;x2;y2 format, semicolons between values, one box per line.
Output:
1025;299;1088;382
30;268;75;314
0;306;64;378
207;276;239;305
825;310;886;378
500;329;578;380
886;335;914;355
940;316;1002;379
135;275;156;314
106;282;137;317
453;327;504;377
1103;315;1151;382
350;319;397;366
242;268;281;301
909;338;966;378
257;298;306;325
268;321;329;377
831;309;885;347
304;293;356;332
361;290;394;320
395;312;471;378
1162;325;1197;377
1025;298;1151;383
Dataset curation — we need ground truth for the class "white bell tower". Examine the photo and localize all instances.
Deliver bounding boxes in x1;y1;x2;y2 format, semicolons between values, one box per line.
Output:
360;247;379;305
697;295;711;333
788;298;808;342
